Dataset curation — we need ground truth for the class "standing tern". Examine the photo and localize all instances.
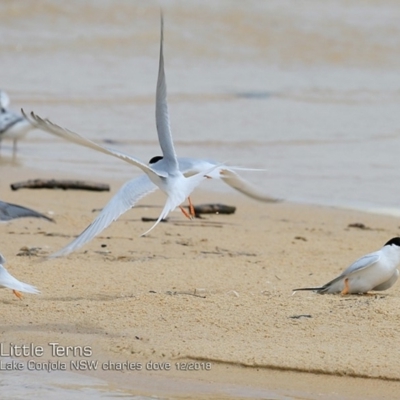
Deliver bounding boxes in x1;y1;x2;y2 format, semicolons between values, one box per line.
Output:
23;15;279;258
0;90;34;156
0;200;54;222
293;237;400;295
0;253;40;299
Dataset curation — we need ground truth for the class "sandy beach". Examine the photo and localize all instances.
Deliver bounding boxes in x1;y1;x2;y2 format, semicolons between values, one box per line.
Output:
1;167;400;399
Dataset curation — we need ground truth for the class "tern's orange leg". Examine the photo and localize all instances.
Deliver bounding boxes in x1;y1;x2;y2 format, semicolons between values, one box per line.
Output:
13;290;23;300
341;278;350;295
179;197;196;219
188;196;195;218
179;206;191;220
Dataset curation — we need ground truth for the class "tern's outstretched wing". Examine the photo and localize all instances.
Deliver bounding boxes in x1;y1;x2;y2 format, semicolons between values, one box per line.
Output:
0;265;40;294
0;201;54;222
23;110;168;179
155;13;179;173
177;158;280;203
218;168;281;203
49;175;158;258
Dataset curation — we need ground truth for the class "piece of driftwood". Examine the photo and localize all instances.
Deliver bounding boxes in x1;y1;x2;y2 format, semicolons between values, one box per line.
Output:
141;217;169;223
189;203;236;217
165;290;206;299
11;179;110;192
348;222;370;230
289;314;312;319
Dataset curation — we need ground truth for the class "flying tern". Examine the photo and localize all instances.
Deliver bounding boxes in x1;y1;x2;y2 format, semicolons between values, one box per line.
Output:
293;237;400;295
23;15;278;258
24;15;217;254
0;90;34;156
0;253;40;299
0;200;54;222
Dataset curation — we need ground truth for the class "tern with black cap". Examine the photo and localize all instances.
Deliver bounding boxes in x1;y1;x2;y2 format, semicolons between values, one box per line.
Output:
293;237;400;295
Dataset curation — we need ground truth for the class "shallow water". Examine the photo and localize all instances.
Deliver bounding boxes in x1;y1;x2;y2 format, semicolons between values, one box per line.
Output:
0;357;299;400
0;358;152;400
1;0;400;398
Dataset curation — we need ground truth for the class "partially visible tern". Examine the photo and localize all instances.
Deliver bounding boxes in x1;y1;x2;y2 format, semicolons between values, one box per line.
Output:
0;253;40;299
0;200;54;222
0;90;34;156
293;237;400;295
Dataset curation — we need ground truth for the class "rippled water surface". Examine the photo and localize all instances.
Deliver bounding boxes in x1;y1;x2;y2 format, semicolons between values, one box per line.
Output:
2;0;400;214
1;1;400;215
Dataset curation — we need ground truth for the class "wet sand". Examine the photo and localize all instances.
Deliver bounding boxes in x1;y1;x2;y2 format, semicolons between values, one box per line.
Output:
1;167;400;399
